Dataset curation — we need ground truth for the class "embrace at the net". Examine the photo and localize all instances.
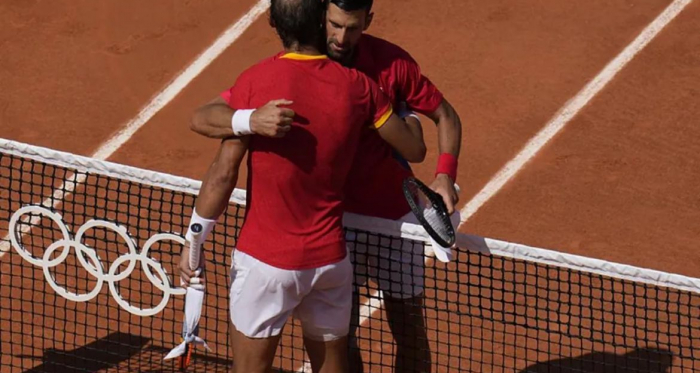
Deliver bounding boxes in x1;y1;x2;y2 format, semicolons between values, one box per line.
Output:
175;0;464;372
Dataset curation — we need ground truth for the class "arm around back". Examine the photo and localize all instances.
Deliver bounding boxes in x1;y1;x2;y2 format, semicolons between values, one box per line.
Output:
375;111;427;163
190;96;296;139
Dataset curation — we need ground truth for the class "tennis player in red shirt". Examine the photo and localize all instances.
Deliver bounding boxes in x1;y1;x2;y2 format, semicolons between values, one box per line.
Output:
324;2;463;372
178;1;427;372
190;1;464;372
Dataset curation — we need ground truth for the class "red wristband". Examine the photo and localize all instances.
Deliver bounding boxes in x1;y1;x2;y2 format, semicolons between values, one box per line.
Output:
435;153;458;181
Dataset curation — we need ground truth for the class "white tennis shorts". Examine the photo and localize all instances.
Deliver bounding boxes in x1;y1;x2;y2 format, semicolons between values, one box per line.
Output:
228;249;353;341
348;211;460;299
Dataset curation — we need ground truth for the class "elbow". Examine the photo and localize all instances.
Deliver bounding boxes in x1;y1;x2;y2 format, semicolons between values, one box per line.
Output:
190;106;223;138
416;144;428;162
190;111;207;136
436;99;463;131
405;143;427;163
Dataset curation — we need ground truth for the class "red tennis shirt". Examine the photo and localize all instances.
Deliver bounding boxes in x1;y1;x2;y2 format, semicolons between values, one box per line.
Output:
222;52;393;270
343;35;445;220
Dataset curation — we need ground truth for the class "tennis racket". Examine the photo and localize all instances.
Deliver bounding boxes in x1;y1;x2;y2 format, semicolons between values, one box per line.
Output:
402;177;456;248
179;223;203;371
187;223;205;290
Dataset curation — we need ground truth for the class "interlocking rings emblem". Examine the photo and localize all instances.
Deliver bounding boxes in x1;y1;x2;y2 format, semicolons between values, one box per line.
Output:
9;205;186;317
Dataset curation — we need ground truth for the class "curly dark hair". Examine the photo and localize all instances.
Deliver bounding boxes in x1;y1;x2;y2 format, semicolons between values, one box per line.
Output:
328;0;373;12
269;0;325;49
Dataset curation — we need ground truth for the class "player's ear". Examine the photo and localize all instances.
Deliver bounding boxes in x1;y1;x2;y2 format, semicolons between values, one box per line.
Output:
364;12;374;30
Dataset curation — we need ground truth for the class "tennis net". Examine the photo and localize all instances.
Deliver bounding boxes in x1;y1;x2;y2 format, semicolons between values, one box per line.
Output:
1;138;699;372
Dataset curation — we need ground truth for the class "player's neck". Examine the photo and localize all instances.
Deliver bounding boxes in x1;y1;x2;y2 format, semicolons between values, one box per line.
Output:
342;49;358;67
285;44;323;57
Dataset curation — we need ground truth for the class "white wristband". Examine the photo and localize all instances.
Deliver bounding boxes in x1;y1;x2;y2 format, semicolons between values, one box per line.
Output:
231;109;255;136
397;103;420;122
404;112;420;122
185;209;218;243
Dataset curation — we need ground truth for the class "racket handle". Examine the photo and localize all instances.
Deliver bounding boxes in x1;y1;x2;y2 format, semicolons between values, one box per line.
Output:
188;223;203;271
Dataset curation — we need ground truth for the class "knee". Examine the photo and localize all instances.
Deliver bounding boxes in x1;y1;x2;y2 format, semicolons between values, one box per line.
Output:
231;347;274;373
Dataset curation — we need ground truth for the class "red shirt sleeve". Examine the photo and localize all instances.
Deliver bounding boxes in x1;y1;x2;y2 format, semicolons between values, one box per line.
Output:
364;75;393;129
219;73;252;109
396;55;444;115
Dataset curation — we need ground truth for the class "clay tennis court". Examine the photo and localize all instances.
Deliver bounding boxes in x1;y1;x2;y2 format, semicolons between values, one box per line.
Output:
2;0;700;371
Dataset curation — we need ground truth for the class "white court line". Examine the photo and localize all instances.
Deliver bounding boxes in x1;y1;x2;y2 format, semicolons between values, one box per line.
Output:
457;0;693;226
0;0;270;258
94;0;270;160
341;0;693;369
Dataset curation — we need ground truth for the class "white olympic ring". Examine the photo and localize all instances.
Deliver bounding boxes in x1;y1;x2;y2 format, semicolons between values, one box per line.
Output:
9;205;186;317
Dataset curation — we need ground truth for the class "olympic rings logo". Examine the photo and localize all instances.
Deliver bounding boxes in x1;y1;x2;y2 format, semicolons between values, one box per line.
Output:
9;205;186;317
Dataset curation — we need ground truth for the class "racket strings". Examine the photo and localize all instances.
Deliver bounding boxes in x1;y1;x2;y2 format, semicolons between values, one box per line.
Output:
416;192;453;244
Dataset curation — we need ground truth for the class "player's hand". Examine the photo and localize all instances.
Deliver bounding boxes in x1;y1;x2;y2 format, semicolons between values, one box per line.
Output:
250;99;295;138
178;242;206;288
430;174;459;215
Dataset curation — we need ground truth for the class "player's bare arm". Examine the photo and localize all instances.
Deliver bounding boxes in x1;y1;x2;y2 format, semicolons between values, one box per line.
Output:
428;98;461;161
425;98;462;215
377;112;427;163
190;97;295;139
178;137;249;286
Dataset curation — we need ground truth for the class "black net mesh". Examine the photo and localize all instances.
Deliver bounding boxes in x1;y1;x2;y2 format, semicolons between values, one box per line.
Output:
1;148;699;372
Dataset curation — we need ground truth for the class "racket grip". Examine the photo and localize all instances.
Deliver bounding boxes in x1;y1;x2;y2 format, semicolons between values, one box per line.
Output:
188;223;203;271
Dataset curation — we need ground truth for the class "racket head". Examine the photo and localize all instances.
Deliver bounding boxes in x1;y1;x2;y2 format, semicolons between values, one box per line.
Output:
402;177;456;248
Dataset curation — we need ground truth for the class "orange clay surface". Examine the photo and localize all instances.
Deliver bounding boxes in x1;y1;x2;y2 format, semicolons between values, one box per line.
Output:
3;0;700;371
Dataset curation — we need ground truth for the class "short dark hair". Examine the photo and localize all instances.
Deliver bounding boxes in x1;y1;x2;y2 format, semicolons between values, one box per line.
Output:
270;0;325;49
329;0;373;12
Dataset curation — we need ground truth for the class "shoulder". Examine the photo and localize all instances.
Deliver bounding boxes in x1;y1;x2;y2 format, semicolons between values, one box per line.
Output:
236;52;284;81
357;35;425;84
360;34;418;66
323;57;376;89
